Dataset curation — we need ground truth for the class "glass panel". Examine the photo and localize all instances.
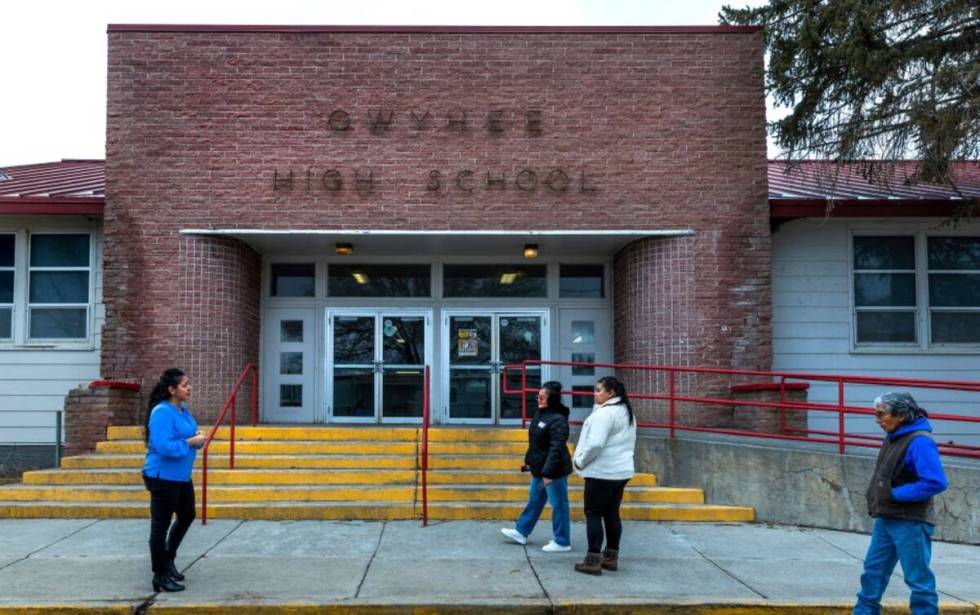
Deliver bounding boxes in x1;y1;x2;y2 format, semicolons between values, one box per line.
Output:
30;271;89;303
333;368;375;418
329;264;430;297
572;385;594;408
853;236;914;270
928;274;980;307
382;316;425;365
571;321;595;345
30;234;89;267
449;369;492;419
29;307;87;339
443;264;546;297
499;316;541;363
854;273;916;307
280;384;303;408
280;320;303;343
856;311;916;343
382;368;424;418
931;312;980;344
0;308;10;339
280;352;303;375
572;352;595;375
501;367;540;420
560;264;604;298
928;237;980;270
0;271;12;303
333;316;375;364
0;235;13;267
271;263;315;297
450;316;491;365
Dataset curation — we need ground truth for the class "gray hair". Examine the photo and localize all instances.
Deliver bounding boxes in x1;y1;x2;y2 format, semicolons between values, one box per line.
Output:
873;392;927;423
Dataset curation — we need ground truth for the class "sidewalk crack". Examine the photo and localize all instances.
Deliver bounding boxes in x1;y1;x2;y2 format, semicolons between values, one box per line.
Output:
666;524;768;600
524;543;554;608
0;518;101;571
355;520;386;598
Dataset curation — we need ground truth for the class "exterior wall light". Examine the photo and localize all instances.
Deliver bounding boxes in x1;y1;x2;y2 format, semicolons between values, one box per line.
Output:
523;243;539;258
335;242;353;256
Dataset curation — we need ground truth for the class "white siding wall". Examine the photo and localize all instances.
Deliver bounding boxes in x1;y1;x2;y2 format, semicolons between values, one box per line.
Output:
0;217;103;444
772;218;980;447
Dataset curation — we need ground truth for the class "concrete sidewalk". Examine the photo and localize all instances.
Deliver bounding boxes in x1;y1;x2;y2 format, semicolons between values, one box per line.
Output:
0;519;977;614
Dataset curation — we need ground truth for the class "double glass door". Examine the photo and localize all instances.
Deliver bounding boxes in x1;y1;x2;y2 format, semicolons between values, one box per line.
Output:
444;310;547;424
328;309;431;423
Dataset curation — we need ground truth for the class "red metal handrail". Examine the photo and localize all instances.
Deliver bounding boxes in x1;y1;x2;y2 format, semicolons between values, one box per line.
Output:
421;365;431;527
200;363;259;525
502;359;980;459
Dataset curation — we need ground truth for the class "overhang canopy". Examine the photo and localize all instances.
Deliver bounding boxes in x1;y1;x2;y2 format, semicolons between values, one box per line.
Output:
178;229;694;257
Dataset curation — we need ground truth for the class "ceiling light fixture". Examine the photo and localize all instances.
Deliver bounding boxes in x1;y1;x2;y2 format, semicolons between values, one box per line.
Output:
351;270;369;284
335;242;353;256
523;243;539;258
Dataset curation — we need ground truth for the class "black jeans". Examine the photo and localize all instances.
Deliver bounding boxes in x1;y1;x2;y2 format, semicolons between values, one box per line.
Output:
583;477;629;553
143;474;196;574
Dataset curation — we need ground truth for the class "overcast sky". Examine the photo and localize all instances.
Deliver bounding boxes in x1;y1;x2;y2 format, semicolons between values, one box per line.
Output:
0;0;772;167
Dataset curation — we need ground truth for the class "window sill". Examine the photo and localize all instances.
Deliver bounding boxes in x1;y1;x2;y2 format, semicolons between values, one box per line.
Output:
0;342;96;351
851;345;980;355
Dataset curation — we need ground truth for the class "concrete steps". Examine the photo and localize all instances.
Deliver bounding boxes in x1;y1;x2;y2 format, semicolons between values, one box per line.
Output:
0;426;754;522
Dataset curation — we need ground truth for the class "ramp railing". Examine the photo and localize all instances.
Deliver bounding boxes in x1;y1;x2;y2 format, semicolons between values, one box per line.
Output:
503;359;980;459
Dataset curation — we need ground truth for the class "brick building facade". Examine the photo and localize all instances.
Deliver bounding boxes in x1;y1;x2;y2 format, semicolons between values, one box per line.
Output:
103;25;770;425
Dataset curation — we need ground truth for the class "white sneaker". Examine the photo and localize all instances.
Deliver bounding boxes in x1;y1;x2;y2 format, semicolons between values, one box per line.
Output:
500;528;527;545
542;540;572;553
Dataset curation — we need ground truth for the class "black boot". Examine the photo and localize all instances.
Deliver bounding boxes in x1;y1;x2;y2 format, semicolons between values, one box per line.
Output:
152;573;185;592
167;560;185;581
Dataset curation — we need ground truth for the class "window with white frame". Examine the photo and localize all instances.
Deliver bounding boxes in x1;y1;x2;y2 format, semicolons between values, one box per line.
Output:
0;234;13;340
28;233;91;340
853;234;980;347
927;237;980;344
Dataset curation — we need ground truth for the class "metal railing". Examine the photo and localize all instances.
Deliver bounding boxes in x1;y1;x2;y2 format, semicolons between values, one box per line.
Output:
502;359;980;459
200;363;259;524
420;365;431;527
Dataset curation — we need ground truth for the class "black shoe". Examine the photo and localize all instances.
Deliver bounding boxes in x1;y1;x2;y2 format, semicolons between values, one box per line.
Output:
152;573;185;592
167;560;185;581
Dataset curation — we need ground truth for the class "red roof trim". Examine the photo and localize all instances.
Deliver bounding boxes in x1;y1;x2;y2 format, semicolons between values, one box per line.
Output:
107;24;761;34
0;198;105;216
770;199;960;219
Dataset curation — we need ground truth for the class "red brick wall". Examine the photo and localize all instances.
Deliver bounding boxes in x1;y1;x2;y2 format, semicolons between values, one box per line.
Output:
64;386;141;456
104;29;771;419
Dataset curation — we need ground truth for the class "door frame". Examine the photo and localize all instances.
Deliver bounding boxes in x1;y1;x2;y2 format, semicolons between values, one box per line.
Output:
325;307;433;424
441;307;550;425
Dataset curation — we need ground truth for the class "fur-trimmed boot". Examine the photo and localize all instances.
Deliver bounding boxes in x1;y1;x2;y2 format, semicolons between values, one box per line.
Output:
574;551;602;576
601;548;619;571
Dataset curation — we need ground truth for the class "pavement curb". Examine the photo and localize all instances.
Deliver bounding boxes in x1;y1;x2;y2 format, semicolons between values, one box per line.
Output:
1;603;977;615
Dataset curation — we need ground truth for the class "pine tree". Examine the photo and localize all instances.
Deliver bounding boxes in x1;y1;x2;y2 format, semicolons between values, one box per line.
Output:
721;0;979;205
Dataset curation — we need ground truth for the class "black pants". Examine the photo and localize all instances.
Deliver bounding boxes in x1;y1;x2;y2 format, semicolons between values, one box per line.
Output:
583;477;629;553
143;474;196;574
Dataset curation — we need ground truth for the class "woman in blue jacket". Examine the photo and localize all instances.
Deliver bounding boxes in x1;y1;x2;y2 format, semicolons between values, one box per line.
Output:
142;368;206;592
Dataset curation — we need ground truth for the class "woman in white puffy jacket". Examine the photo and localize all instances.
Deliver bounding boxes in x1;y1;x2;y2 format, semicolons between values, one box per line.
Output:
571;376;636;575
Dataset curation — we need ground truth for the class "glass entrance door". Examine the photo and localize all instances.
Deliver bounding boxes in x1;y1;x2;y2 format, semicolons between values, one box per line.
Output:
444;310;547;424
327;309;430;423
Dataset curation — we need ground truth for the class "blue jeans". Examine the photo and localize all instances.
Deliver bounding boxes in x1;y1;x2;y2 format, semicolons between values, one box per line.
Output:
854;517;938;615
514;475;570;547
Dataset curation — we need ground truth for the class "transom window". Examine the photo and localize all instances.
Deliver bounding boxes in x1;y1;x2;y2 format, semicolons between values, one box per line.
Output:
853;234;980;346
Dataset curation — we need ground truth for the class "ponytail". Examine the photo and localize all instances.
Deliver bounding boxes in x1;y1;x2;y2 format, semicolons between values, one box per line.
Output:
597;376;634;426
144;368;185;444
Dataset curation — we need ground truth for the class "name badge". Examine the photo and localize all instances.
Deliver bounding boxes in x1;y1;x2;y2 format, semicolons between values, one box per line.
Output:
537;421;546;428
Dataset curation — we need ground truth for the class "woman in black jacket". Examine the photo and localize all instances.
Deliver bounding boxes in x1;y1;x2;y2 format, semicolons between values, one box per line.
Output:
500;381;573;552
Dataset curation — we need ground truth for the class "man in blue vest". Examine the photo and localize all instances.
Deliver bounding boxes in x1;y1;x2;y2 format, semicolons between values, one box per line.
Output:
854;392;948;615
